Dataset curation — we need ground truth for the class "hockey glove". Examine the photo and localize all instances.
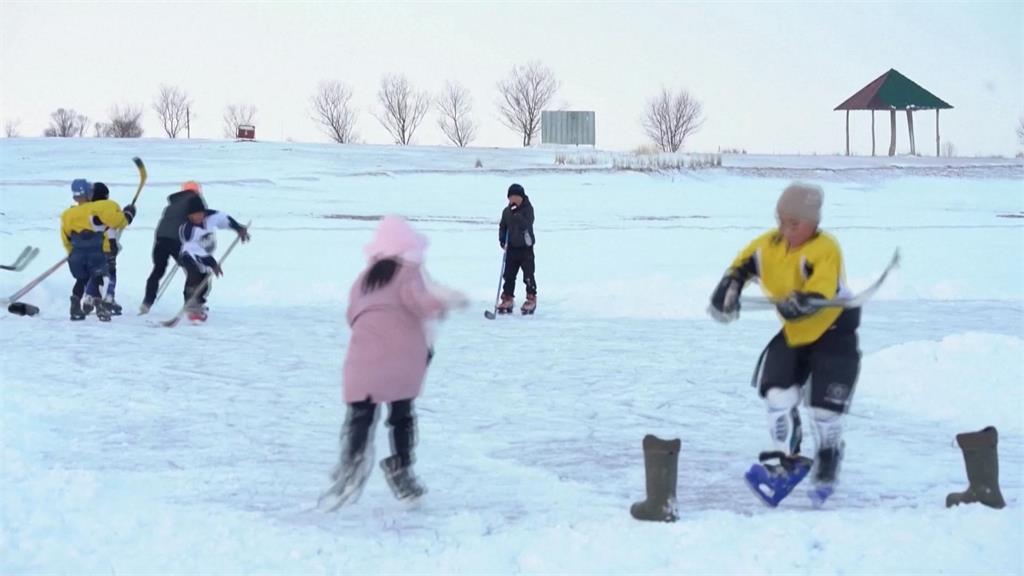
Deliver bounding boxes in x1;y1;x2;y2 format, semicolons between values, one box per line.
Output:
708;274;743;323
776;292;824;320
123;204;137;224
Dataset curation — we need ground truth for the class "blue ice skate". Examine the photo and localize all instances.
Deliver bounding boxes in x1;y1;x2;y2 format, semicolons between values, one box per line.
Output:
807;445;843;508
744;451;812;507
808;484;834;508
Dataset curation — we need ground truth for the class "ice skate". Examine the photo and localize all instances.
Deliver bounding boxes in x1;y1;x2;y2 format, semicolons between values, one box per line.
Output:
69;296;86;321
745;451;812;507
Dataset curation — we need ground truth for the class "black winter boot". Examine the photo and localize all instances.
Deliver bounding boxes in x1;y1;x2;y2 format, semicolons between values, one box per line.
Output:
380;455;426;500
630;435;681;522
69;296;86;321
946;426;1006;509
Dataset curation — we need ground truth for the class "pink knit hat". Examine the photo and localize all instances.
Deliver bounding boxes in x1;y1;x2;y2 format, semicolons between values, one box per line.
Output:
363;215;428;263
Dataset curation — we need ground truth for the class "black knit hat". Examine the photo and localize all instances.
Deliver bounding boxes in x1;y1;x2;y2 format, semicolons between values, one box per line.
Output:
507;183;525;198
185;195;206;215
91;182;110;200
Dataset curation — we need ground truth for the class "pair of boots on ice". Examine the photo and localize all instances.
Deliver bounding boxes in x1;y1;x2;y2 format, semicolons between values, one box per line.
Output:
319;399;425;511
496;293;536;315
70;294;121;321
630;426;1006;520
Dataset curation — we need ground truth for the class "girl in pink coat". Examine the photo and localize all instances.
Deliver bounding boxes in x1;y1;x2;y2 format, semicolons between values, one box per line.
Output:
319;215;467;511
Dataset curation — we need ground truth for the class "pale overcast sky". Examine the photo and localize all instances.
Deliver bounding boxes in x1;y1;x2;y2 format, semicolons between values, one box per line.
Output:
1;2;1021;155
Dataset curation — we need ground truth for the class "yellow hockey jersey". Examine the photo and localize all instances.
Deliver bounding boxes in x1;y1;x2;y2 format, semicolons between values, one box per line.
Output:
60;200;129;253
728;230;853;346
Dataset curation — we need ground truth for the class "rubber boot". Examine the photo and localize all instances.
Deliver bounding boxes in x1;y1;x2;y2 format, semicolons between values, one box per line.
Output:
380;455;426;500
946;426;1006;509
630;434;681;522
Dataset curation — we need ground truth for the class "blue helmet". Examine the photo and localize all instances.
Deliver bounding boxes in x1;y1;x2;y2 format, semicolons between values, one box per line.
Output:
71;179;92;200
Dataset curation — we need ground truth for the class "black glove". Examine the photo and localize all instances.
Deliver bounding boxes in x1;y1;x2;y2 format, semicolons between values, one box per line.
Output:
708;274;743;323
123;204;137;224
776;292;824;320
238;226;251;243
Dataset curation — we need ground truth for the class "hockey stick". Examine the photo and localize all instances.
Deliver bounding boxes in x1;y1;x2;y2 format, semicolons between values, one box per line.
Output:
3;256;70;314
148;263;180;312
0;246;39;271
741;249;900;311
484;232;509;320
160;222;250;327
129;157;147;207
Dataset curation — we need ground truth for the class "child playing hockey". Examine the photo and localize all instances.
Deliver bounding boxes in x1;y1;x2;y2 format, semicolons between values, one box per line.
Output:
319;215;468;511
60;179;136;321
141;180;205;314
496;183;537;314
707;182;861;507
83;182;126;315
178;195;249;321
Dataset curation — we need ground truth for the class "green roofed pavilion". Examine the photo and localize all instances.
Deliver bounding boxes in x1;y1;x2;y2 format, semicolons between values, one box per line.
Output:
835;69;953;157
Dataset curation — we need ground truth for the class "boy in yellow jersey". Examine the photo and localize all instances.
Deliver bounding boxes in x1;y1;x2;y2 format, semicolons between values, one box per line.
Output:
708;182;859;507
60;179;136;321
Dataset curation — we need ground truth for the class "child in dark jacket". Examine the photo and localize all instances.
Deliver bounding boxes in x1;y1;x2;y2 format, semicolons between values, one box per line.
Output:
496;183;537;314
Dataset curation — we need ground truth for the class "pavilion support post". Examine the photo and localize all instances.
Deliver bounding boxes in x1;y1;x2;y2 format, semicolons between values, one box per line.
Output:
889;109;897;156
845;110;850;156
936;109;941;157
907;109;916;155
871;110;876;156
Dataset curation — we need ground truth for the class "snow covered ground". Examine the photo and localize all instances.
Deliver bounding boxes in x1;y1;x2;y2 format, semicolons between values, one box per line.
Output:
1;138;1022;574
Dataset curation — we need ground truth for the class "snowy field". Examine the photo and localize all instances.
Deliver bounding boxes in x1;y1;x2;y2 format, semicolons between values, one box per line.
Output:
1;138;1022;574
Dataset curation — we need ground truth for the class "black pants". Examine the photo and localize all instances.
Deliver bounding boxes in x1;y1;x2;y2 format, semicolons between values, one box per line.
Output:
754;327;861;414
342;399;416;468
180;255;211;305
144;238;182;306
502;246;537;297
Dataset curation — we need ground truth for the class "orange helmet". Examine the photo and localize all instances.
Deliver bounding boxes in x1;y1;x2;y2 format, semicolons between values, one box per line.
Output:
181;180;203;193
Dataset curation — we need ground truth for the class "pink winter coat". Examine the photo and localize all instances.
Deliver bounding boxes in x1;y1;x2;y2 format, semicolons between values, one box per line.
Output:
342;260;449;404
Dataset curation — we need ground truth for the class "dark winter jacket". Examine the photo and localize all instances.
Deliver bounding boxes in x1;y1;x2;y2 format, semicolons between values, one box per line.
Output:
499;195;535;249
155;191;206;242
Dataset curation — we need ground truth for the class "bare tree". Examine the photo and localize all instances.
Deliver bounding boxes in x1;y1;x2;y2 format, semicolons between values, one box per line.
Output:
436;81;477;147
642;88;704;153
497;61;559;147
223;103;257;138
43;108;88;137
310;81;358;144
103;104;144;138
3;118;20;138
93;122;107;138
374;74;430;145
1017;116;1024;146
153;85;192;138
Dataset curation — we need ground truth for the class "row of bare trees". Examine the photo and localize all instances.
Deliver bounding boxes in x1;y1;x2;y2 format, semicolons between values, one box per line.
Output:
309;62;558;148
11;60;709;150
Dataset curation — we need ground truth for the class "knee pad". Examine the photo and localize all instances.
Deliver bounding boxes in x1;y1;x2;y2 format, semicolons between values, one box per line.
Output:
812;407;843;450
766;386;800;410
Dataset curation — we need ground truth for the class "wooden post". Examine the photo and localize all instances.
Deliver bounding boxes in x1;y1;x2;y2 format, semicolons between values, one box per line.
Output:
871;110;876;156
935;109;941;157
845;110;850;156
906;109;916;155
889;109;896;156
